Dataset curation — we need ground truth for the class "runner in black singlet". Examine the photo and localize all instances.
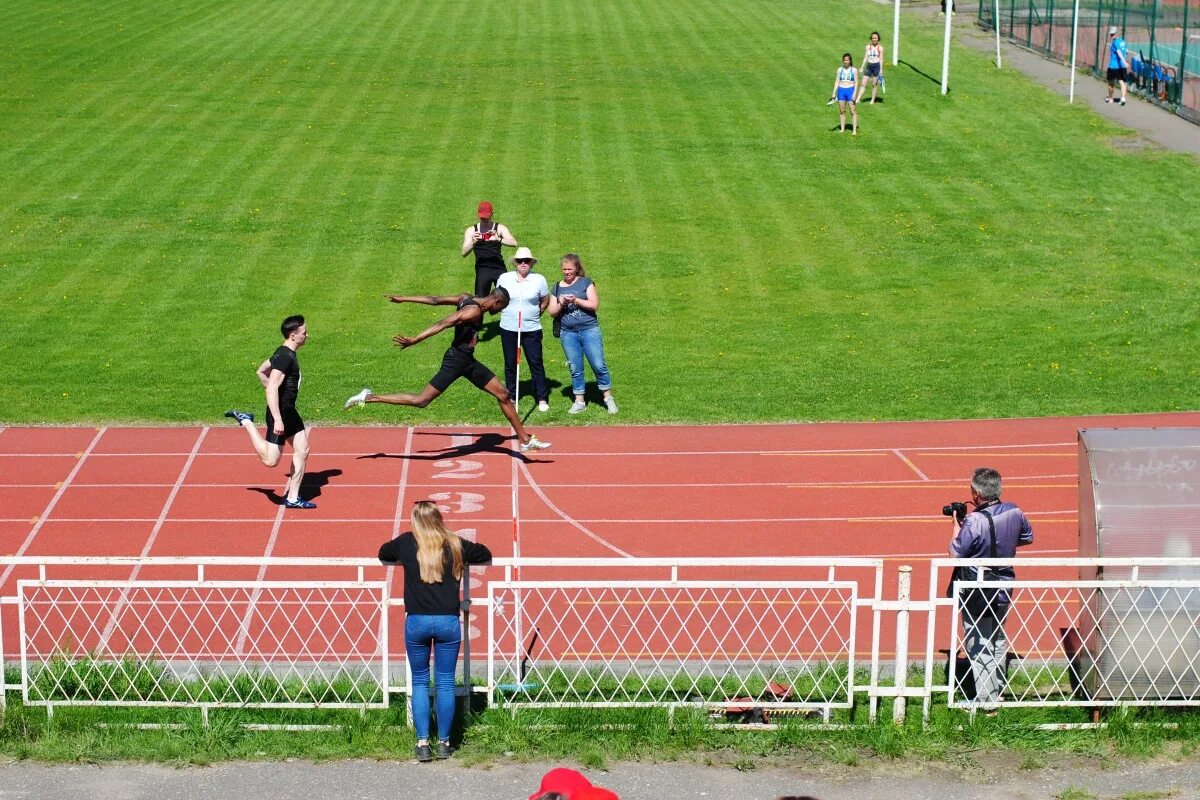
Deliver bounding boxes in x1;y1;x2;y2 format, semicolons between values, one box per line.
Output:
343;288;550;452
223;314;317;509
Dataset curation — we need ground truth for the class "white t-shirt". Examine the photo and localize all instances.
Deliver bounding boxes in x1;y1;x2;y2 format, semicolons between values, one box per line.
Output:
496;271;549;333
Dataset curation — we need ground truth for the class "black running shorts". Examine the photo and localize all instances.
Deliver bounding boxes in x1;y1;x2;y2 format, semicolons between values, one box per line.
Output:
430;347;496;393
265;406;305;445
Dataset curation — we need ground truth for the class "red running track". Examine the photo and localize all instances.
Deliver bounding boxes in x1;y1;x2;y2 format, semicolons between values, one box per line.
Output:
1;412;1198;663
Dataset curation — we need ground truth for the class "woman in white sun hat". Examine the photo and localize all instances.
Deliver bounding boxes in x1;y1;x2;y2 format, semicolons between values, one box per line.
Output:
496;247;551;412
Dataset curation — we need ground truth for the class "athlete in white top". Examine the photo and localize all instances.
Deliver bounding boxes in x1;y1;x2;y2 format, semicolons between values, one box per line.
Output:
856;32;884;105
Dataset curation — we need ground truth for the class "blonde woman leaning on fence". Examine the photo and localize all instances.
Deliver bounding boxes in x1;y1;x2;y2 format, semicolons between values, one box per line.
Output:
378;501;491;761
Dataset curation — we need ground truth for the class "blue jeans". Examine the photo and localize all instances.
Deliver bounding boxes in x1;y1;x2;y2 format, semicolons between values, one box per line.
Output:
559;325;612;396
405;614;461;742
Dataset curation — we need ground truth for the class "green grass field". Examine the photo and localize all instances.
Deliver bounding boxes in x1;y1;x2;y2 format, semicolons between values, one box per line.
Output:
2;0;1198;425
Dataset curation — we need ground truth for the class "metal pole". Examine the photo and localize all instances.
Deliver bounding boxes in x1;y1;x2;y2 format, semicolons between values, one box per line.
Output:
1179;0;1191;106
1069;0;1081;101
893;0;901;65
995;0;1003;66
892;566;913;725
942;0;954;94
1049;0;1056;55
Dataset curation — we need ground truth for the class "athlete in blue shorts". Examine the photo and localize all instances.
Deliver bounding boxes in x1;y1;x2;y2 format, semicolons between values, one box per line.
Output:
832;54;859;135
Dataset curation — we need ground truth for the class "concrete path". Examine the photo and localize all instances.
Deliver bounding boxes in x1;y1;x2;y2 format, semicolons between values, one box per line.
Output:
1;758;1200;800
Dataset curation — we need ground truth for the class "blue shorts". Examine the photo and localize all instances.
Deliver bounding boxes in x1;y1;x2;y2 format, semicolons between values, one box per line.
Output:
864;62;882;78
836;87;856;102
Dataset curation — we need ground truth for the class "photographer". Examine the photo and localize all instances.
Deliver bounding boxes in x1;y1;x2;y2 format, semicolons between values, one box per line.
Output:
947;467;1033;708
461;201;518;296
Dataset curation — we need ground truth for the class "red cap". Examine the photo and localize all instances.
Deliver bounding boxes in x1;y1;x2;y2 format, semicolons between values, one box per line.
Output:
477;201;493;218
529;768;618;800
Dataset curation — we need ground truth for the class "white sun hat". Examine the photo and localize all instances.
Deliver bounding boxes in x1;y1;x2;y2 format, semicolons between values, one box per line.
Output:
511;246;538;264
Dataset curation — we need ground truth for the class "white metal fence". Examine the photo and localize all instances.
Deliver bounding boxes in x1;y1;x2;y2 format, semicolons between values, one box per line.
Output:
925;558;1200;722
4;555;1200;728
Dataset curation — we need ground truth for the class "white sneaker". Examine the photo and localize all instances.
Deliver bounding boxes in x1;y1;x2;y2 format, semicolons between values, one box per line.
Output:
568;401;586;415
537;400;550;412
519;436;551;452
344;388;373;409
605;397;618;415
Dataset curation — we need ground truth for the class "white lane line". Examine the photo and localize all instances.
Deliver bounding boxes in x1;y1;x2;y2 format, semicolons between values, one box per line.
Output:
98;427;210;649
0;428;107;587
4;473;1081;490
385;426;415;605
893;449;930;480
234;503;286;655
0;440;1080;458
0;509;1080;525
518;461;633;558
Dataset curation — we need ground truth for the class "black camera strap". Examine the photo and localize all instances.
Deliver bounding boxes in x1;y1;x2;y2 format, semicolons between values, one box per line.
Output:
979;508;997;579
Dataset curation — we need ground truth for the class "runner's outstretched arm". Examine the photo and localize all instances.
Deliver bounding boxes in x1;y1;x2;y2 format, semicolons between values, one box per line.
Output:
385;294;469;306
392;305;481;349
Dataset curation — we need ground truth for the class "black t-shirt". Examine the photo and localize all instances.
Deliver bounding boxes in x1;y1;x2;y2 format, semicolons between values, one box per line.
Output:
269;345;301;408
451;297;483;351
378;532;492;616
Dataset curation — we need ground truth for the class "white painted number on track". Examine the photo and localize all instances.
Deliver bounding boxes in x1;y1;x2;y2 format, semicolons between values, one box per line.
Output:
431;459;484;480
432;492;485;514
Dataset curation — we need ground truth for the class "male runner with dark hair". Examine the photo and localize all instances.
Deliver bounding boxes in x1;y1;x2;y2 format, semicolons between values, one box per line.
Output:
344;288;550;452
224;315;316;509
461;201;518;296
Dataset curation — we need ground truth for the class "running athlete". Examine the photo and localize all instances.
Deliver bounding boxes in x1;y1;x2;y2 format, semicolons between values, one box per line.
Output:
224;315;316;509
461;201;518;296
832;53;859;136
856;32;884;104
343;288;551;452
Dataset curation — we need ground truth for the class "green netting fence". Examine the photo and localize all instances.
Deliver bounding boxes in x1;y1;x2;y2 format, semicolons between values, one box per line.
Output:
977;0;1199;123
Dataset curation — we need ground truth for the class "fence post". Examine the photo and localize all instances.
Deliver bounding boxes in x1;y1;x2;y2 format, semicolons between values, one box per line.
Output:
892;565;913;724
1179;0;1191;105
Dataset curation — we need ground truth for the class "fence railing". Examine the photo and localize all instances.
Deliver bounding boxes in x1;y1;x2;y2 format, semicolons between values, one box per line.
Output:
977;0;1199;123
4;555;1200;729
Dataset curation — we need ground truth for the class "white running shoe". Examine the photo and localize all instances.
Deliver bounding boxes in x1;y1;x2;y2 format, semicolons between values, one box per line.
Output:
519;436;551;452
537;400;550;412
568;401;586;415
344;388;373;409
605;397;618;415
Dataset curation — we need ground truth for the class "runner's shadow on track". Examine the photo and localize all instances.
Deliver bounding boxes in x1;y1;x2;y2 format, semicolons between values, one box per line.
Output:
247;468;343;505
358;432;551;465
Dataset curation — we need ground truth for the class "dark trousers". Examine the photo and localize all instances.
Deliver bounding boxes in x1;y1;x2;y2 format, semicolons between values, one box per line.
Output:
474;266;506;297
499;328;548;403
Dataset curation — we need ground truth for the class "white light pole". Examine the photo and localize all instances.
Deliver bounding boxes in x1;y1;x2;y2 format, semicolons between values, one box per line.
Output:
994;0;1003;67
893;0;901;66
1069;0;1081;102
941;0;953;94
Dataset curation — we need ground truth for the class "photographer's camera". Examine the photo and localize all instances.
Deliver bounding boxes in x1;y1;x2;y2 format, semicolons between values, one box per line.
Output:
942;501;968;522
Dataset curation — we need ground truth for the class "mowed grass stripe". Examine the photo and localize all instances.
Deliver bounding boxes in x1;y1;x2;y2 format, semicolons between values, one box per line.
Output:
326;0;427;314
4;0;302;340
0;0;231;187
7;0;352;418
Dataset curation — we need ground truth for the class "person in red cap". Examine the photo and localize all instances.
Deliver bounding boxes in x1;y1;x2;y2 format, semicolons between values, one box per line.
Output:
530;767;620;800
462;201;518;296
